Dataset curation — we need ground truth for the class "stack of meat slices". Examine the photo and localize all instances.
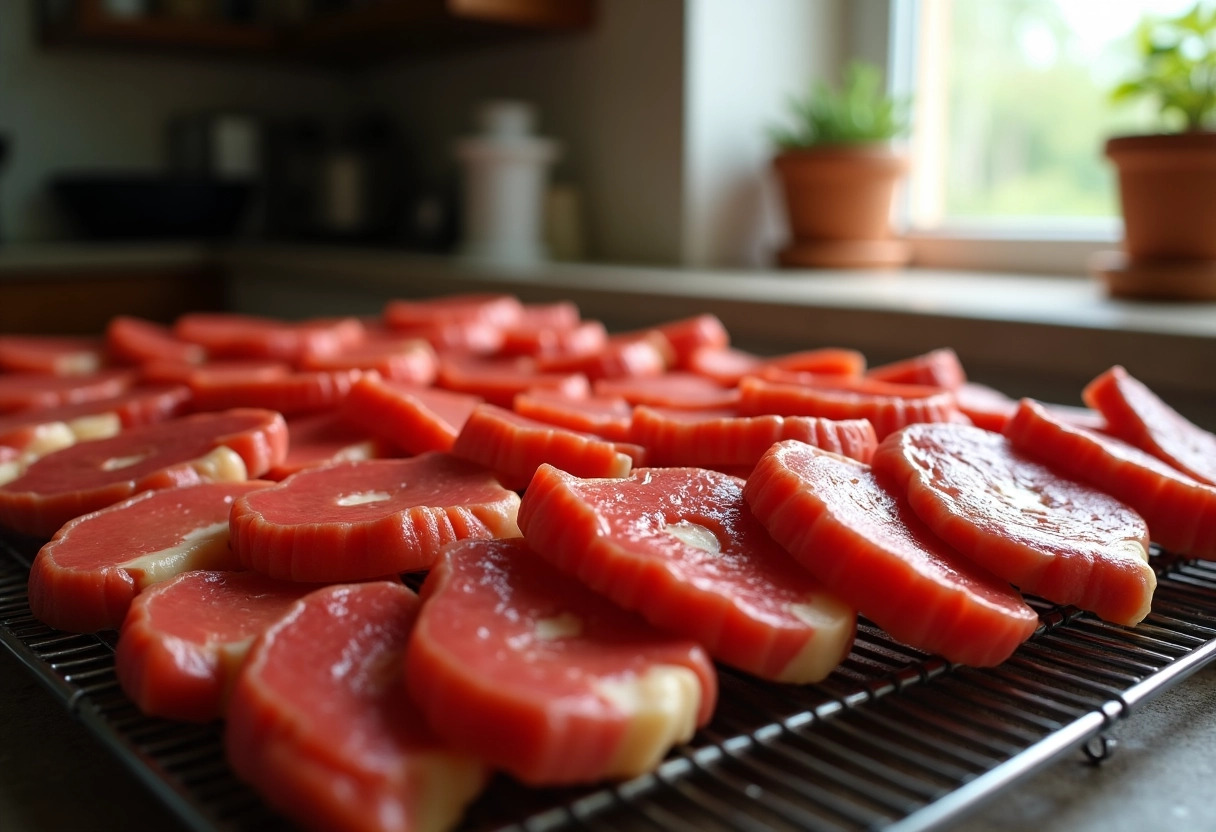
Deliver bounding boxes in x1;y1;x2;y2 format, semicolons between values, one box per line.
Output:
0;297;1213;832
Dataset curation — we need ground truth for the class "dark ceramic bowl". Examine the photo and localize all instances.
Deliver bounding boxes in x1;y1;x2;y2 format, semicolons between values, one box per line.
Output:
52;174;254;240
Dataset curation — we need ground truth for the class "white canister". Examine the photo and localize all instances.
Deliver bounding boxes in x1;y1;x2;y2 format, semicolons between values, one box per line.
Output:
455;101;561;268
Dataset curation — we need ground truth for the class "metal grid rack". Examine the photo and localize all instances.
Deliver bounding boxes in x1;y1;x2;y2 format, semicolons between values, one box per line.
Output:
4;538;1216;832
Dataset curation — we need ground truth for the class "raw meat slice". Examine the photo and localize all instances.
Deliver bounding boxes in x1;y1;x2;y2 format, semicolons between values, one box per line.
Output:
497;320;607;359
519;465;856;682
27;481;271;632
106;316;206;366
386;320;505;355
116;569;314;722
535;332;670;380
189;368;367;415
298;337;438;384
866;348;967;389
765;348;868;376
687;346;865;387
0;408;287;538
956;382;1018;432
629;406;877;470
593;372;741;410
341;377;482;455
268;412;392;480
0;335;106;376
140;358;291;387
738;375;965;439
0;369;135;414
1005;399;1216;560
406;538;717;785
686;346;764;386
744;441;1039;666
175;314;365;363
512;390;634;442
0;385;191;453
515;300;581;330
383;293;524;329
436;355;589;408
646;314;729;368
873;422;1156;625
227;580;488;832
230;454;521;581
451;404;639;491
1084;365;1216;486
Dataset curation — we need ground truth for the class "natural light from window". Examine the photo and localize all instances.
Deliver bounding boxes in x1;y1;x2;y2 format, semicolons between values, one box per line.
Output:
899;0;1197;239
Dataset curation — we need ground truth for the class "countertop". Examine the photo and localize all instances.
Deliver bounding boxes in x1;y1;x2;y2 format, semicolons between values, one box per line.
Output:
1;242;1215;830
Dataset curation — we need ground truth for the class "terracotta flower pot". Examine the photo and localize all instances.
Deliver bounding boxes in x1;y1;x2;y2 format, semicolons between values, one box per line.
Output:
1105;132;1216;260
774;145;909;269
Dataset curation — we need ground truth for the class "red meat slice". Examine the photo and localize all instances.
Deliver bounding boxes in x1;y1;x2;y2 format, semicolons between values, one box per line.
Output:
497;320;607;359
873;422;1156;625
535;332;671;380
687;346;865;387
268;412;392;480
593;372;741;410
436;355;589;408
0;369;135;414
298;337;438;384
189;368;367;415
519;465;855;682
230;454;521;582
744;441;1039;666
645;314;729;368
116;569;314;722
1005;399;1216;559
0;335;107;376
738;375;965;439
342;377;482;455
140;358;291;387
26;481;271;632
629;406;877;470
227;580;488;832
512;389;634;441
406;538;717;785
175;314;365;363
106;316;206;366
383;293;524;329
866;348;967;389
451;404;640;491
956;382;1018;432
515;300;581;330
1084;365;1216;486
0;408;287;538
0;385;190;457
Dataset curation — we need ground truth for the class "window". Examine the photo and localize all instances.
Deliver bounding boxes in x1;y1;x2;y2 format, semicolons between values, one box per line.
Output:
886;0;1198;274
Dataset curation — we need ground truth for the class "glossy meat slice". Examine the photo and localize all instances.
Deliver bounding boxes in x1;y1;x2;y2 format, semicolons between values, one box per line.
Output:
406;538;717;785
297;337;438;384
0;408;287;538
341;377;481;455
518;465;856;683
866;348;967;389
227;581;488;832
106;316;207;366
1005;399;1216;560
629;406;877;471
873;422;1155;625
451;404;640;491
511;389;634;441
0;335;106;375
383;293;524;329
744;441;1039;666
688;346;866;387
175;313;364;363
268;412;392;480
189;368;368;415
0;369;135;414
1084;365;1216;486
116;569;313;721
230;454;521;581
436;355;589;408
593;372;741;411
27;481;271;632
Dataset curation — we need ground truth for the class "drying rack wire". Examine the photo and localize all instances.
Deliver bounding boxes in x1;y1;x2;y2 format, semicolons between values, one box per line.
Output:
4;537;1216;832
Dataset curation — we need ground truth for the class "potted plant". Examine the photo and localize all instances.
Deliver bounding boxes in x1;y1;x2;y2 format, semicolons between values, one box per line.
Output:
769;61;911;269
1099;2;1216;299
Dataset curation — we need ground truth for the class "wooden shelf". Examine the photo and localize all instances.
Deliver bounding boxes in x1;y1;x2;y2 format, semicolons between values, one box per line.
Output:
39;0;594;64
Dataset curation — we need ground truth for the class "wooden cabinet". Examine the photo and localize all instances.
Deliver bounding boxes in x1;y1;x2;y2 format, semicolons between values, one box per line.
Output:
38;0;595;64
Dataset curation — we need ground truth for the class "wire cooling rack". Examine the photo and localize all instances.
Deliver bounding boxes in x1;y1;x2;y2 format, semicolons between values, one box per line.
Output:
4;537;1216;832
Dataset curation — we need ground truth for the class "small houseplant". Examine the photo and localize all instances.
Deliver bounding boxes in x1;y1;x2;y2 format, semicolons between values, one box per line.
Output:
1102;2;1216;297
769;61;911;269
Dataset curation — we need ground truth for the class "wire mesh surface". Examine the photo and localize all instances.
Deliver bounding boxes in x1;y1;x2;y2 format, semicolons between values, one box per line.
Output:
4;538;1216;832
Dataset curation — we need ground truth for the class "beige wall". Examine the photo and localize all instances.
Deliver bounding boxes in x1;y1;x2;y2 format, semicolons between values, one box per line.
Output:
0;2;350;242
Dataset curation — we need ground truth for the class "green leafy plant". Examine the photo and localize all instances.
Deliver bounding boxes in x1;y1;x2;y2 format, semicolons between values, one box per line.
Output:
769;61;910;150
1111;2;1216;132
